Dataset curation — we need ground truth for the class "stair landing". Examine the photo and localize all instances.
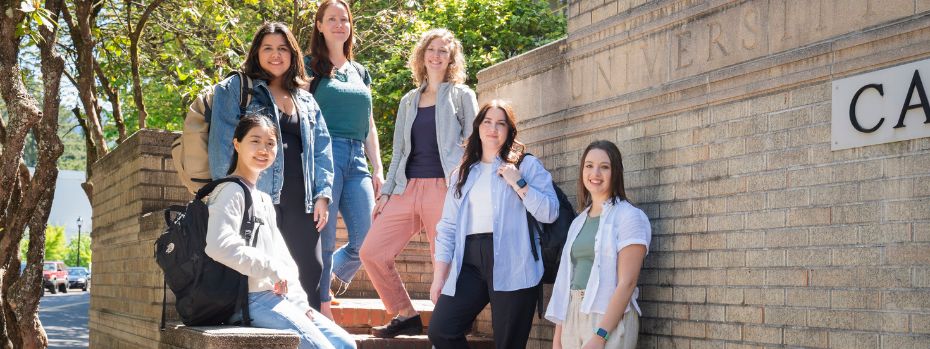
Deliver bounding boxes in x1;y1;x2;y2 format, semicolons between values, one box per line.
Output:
332;298;435;333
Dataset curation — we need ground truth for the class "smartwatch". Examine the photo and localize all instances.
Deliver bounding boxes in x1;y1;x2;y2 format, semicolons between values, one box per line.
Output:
594;327;610;341
516;178;528;189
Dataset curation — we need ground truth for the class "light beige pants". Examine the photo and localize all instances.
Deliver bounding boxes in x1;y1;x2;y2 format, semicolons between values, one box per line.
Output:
561;289;639;349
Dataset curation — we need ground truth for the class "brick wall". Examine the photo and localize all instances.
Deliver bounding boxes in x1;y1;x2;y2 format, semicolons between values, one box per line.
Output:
88;130;187;348
475;0;930;347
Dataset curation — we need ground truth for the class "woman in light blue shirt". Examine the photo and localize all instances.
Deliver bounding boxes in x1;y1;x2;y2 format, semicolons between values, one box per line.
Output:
428;100;559;349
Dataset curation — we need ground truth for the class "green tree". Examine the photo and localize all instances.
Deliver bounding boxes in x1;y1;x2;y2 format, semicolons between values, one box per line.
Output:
356;0;566;165
17;226;71;264
71;0;565;169
43;226;68;262
64;235;91;268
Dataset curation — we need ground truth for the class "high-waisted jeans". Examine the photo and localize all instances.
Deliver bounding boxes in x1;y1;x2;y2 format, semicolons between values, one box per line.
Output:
319;137;375;301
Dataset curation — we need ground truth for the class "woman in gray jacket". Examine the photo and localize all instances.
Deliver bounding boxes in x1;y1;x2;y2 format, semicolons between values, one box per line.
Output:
359;28;478;338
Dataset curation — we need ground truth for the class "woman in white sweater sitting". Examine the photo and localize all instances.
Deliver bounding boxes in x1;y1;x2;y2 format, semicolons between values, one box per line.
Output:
203;114;355;349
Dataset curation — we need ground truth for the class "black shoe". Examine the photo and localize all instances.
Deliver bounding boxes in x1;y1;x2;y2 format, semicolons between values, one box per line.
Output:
370;314;423;338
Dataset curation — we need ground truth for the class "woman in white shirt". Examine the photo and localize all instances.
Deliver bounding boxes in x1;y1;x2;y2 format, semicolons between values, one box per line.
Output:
428;100;559;348
205;114;355;349
545;140;651;349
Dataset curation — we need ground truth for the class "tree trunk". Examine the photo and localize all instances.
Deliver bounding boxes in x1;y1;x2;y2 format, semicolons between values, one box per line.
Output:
129;0;164;130
62;0;108;158
95;62;127;143
73;108;98;200
130;40;147;129
0;2;42;217
0;0;65;347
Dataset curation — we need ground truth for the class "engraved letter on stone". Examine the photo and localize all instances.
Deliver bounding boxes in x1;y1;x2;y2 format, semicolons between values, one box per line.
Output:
677;31;693;69
707;22;729;61
894;70;930;128
742;6;760;50
849;83;885;133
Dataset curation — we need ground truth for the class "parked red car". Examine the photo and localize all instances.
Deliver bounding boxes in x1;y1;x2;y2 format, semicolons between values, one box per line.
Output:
43;261;69;294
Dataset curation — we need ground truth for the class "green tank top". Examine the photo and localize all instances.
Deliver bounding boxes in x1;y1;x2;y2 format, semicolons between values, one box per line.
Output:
310;62;372;141
570;215;599;290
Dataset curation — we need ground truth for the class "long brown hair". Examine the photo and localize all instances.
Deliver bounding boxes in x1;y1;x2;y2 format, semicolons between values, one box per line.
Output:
454;100;523;198
308;0;355;78
577;140;627;209
242;22;309;91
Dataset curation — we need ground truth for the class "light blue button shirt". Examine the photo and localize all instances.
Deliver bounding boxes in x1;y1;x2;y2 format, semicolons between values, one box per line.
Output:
435;155;560;295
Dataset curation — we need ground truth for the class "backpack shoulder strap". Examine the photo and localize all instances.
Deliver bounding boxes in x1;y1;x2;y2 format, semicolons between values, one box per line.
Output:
519;152;543;262
223;71;252;112
195;177;255;240
516;152;534;168
304;55;323;94
309;76;322;95
350;61;369;86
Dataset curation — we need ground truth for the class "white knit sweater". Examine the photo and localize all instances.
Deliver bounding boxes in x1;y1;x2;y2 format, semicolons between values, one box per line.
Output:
204;181;310;313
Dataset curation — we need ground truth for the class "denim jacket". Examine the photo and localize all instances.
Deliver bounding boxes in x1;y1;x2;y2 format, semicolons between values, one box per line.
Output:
434;155;559;295
382;83;478;195
208;74;334;212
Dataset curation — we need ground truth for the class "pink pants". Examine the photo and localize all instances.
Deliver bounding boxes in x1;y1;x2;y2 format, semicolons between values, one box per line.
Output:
360;178;446;314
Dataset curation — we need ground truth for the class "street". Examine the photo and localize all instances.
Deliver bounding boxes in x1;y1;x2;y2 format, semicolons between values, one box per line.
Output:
38;289;89;349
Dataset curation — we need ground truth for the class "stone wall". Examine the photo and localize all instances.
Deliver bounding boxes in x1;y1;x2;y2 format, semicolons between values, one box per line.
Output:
476;0;930;348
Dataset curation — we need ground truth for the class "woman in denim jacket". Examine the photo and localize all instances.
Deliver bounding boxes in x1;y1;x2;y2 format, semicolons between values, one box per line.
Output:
359;28;478;338
208;22;334;310
427;100;559;349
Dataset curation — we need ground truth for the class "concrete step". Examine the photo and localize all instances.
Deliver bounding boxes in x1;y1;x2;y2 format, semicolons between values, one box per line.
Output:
333;298;435;333
160;323;300;349
352;334;494;349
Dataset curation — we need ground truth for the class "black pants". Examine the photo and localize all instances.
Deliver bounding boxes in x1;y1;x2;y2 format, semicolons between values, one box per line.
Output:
275;203;323;310
428;234;538;349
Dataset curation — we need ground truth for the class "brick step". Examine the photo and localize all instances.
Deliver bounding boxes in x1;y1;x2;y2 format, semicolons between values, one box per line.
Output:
333;298;434;332
352;334;494;349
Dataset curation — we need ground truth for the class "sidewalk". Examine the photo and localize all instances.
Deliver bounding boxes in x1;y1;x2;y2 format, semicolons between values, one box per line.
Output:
39;290;89;349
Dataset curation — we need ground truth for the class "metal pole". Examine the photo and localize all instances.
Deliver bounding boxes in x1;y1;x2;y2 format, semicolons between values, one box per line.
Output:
76;217;83;267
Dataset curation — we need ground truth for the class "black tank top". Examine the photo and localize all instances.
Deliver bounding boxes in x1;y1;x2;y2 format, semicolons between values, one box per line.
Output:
278;111;305;206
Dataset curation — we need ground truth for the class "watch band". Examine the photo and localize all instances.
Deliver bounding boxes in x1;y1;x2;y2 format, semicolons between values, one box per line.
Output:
594;327;610;341
516;178;528;189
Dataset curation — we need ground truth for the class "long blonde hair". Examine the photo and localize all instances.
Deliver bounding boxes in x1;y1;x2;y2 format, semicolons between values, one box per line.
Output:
408;28;467;87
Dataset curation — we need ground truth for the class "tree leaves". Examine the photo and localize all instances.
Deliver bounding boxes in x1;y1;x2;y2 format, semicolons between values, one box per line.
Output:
12;0;565;167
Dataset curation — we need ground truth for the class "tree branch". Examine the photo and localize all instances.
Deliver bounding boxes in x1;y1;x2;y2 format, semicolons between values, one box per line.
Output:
128;0;164;129
94;62;126;143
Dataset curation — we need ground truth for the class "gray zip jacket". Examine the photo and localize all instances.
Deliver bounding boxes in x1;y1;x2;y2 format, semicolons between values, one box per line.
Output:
382;83;479;195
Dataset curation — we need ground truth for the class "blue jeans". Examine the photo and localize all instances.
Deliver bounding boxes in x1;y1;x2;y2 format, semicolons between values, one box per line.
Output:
230;291;356;349
320;137;375;302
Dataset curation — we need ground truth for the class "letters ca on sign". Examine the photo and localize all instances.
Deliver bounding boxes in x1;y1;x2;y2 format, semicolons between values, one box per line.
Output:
831;58;930;150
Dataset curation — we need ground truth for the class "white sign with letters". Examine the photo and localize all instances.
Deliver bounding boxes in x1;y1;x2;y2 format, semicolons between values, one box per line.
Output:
832;58;930;150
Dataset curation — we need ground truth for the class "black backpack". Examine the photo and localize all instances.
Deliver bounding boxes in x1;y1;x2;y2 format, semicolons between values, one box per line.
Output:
519;154;575;318
155;177;259;328
519;153;574;285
